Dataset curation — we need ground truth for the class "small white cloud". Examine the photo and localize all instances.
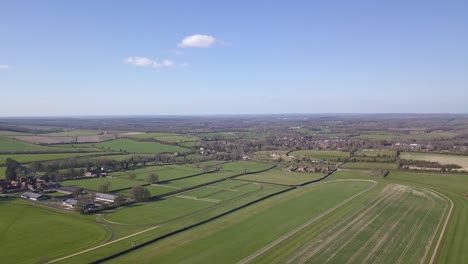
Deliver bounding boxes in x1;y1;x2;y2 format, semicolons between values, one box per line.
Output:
0;64;10;69
178;34;219;48
125;57;175;68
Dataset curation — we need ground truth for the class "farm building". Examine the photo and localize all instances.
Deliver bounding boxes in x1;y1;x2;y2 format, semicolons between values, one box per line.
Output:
95;193;117;203
20;191;49;201
57;186;82;195
62;198;78;208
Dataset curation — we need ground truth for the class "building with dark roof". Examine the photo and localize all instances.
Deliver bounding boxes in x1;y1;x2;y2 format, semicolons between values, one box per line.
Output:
20;191;49;201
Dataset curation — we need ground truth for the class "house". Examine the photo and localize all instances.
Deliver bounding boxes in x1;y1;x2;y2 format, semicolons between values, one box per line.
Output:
84;167;108;177
62;198;78;208
42;182;59;189
20;191;49;201
95;193;117;203
57;186;82;195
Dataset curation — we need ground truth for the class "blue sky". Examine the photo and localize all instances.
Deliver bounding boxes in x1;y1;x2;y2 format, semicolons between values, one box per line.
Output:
1;0;467;116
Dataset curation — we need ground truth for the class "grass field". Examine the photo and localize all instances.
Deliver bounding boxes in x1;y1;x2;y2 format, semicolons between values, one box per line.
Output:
0;137;99;153
125;133;199;143
109;180;373;263
61;139;189;154
0;167;5;179
289;150;350;160
255;183;448;263
386;171;468;263
0;152;109;164
342;162;398;170
61;177;144;192
112;164;204;182
400;152;468;171
0;199;109;264
236;168;325;185
354;149;397;157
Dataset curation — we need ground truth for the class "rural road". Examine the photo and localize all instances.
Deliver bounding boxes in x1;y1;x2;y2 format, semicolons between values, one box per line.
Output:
238;179;377;264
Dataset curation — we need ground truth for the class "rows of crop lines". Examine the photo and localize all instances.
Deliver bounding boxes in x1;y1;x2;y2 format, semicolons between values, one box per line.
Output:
92;180;375;264
255;184;448;264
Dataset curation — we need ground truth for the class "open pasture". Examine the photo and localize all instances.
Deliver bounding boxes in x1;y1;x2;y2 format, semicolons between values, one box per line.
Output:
260;184;448;264
125;133;199;143
61;177;144;192
0;167;5;179
354;149;397;157
342;162;397;170
400;152;468;171
236;168;324;185
110;180;373;263
0;200;109;264
112;164;204;181
68;139;188;154
0;137;98;153
104;195;216;225
289;150;350;160
0;152;109;164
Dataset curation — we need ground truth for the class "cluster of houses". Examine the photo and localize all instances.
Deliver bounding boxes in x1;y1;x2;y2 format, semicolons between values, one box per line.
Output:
283;165;333;174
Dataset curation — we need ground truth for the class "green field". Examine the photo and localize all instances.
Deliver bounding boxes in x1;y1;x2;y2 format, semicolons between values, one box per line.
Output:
386;171;468;263
400;152;468;171
0;152;109;164
354;149;397;157
236;168;325;185
342;162;398;170
0;199;109;264
0;137;98;153
61;177;144;191
110;180;373;263
0;167;5;179
60;139;189;154
125;133;199;143
105;196;215;225
112;164;204;181
255;183;448;263
289;150;350;160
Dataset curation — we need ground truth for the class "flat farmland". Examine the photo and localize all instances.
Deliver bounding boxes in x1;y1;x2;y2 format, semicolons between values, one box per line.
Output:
112;164;204;181
0;137;98;153
387;171;468;263
254;184;449;264
289;150;350;160
110;180;373;263
400;152;468;171
125;133;199;143
61;177;144;192
236;168;325;185
342;162;398;170
0;152;109;164
354;149;397;157
0;199;109;264
105;181;265;225
67;139;188;154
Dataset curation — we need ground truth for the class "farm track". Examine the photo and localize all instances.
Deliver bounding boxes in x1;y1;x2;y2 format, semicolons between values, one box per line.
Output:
428;189;454;264
238;179;377;264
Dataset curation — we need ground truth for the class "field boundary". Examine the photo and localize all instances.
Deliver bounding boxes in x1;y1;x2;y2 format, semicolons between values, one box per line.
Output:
238;179;377;264
428;189;454;264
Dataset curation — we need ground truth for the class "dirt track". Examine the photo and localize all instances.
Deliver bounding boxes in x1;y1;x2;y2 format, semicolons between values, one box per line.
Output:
428;190;454;264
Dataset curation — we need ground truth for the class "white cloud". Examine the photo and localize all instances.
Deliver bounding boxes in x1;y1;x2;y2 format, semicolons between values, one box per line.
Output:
125;57;174;68
178;34;219;48
0;64;10;69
